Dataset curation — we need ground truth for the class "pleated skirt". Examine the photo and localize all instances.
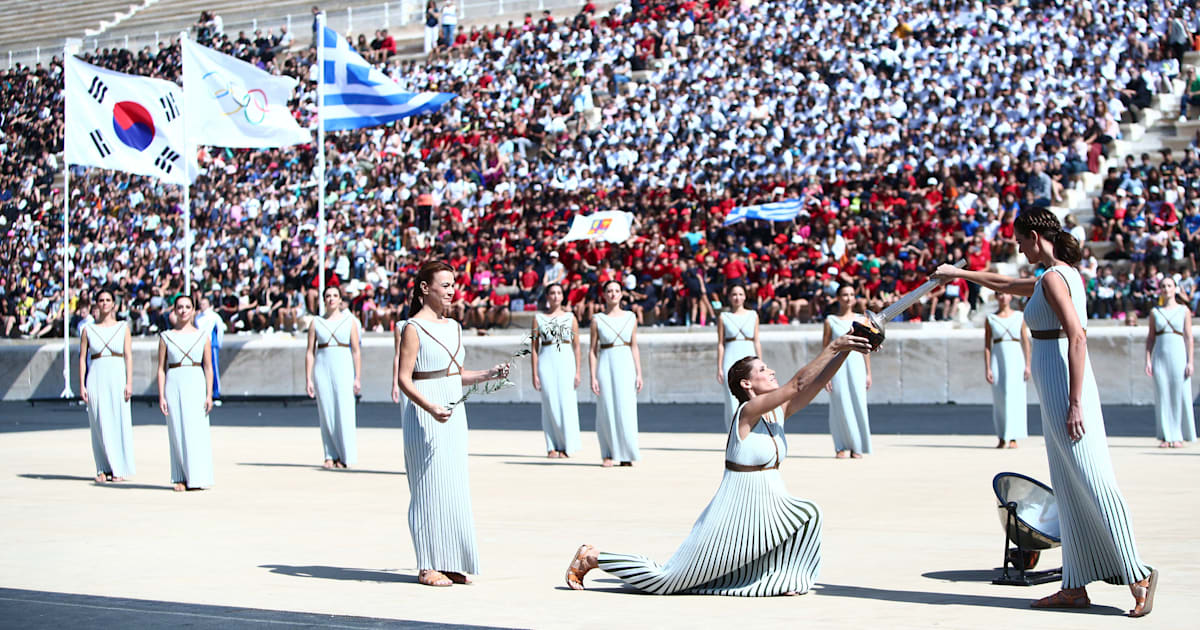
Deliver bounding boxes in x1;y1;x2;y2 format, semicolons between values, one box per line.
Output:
314;348;357;465
597;469;821;596
1151;336;1197;443
86;356;135;477
164;366;213;488
828;353;871;454
402;374;479;574
595;346;639;462
537;345;580;454
991;342;1028;441
1031;339;1151;588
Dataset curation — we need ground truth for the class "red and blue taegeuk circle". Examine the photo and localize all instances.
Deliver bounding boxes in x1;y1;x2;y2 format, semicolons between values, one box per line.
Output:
111;101;155;151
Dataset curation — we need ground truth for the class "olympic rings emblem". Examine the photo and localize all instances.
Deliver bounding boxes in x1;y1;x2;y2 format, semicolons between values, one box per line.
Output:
201;71;271;126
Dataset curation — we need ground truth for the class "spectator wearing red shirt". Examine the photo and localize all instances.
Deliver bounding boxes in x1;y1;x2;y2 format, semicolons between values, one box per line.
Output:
722;253;748;284
894;268;924;321
965;237;991;310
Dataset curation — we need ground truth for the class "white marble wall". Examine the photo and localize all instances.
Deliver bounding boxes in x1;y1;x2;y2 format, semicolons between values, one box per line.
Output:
0;327;1185;404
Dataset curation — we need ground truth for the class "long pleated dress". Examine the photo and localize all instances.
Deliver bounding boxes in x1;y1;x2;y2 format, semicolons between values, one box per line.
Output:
597;403;822;596
826;315;871;454
1150;306;1197;444
720;310;758;430
161;330;214;489
536;312;580;455
401;319;478;574
593;311;639;462
1025;265;1151;589
987;311;1029;441
312;314;359;465
84;321;135;478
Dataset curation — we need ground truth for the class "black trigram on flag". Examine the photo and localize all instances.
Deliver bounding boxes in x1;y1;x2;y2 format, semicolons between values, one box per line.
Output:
87;76;107;103
89;129;111;158
154;146;180;173
159;92;179;122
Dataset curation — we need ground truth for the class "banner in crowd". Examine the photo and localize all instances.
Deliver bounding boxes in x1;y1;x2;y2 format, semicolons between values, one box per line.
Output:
64;56;195;184
559;211;635;244
181;38;311;148
319;27;456;131
723;198;805;226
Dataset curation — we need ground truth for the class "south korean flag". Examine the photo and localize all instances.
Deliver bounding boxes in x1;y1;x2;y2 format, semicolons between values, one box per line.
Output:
65;56;195;185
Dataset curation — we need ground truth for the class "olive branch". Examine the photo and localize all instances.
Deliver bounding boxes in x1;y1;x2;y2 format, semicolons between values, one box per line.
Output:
444;317;574;411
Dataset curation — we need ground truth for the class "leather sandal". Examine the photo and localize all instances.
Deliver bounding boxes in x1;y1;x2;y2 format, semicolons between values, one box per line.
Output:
419;569;453;587
565;544;593;590
443;571;473;585
1129;568;1159;618
1031;589;1090;609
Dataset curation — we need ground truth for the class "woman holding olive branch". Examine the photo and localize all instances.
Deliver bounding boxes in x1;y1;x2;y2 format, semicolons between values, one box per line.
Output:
396;261;512;588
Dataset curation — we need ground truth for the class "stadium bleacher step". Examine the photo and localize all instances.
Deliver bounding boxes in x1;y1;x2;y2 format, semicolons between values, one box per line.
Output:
1078;171;1102;190
1120;122;1145;141
1086;240;1116;258
1161;135;1194;152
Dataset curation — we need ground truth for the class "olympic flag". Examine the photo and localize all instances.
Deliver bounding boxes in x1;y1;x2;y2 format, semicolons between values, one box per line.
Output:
64;56;194;184
182;38;310;148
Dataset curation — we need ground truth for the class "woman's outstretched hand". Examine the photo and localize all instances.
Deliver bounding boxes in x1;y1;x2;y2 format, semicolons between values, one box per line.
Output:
830;334;873;354
930;264;962;284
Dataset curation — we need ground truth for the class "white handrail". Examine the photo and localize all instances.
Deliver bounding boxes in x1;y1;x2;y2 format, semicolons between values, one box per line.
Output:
5;0;596;69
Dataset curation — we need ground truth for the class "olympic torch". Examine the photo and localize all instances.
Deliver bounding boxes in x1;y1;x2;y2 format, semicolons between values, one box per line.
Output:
850;260;966;350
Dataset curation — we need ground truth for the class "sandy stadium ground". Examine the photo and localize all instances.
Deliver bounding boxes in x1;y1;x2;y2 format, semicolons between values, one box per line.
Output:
0;402;1195;629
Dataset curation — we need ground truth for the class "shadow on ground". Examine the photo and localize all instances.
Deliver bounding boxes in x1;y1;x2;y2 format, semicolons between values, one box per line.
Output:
17;473;169;491
922;569;1004;583
814;583;1126;615
260;565;417;584
238;462;405;475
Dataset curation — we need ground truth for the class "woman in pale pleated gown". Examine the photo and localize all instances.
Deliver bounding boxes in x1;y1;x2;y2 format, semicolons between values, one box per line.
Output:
78;289;135;482
984;292;1031;448
934;208;1158;617
716;285;762;429
305;286;362;468
531;284;581;458
396;261;512;588
1144;276;1196;448
565;333;874;595
589;280;642;467
156;295;214;492
823;284;871;458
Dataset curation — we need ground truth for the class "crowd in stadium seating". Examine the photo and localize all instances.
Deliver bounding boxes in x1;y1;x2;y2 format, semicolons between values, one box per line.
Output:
2;0;1200;339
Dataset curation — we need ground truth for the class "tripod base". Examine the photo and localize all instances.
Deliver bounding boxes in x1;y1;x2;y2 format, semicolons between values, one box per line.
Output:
993;567;1063;586
993;501;1063;586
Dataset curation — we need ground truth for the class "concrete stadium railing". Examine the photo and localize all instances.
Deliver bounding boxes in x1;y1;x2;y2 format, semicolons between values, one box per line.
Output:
6;0;594;69
2;327;1190;405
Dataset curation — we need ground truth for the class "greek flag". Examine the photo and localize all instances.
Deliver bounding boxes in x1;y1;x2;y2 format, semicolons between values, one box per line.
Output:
320;27;454;131
723;199;805;226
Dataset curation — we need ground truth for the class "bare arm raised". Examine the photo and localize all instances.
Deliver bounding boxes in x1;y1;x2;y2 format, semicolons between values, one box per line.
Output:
735;333;872;440
932;263;1038;298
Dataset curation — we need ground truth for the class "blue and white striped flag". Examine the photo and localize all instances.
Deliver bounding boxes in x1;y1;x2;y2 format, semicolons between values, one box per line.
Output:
723;199;805;226
320;26;455;131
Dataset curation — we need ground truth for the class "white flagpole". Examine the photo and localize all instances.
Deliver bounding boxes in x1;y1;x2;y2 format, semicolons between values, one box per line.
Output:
61;41;75;399
61;141;74;398
180;31;192;296
316;11;327;315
